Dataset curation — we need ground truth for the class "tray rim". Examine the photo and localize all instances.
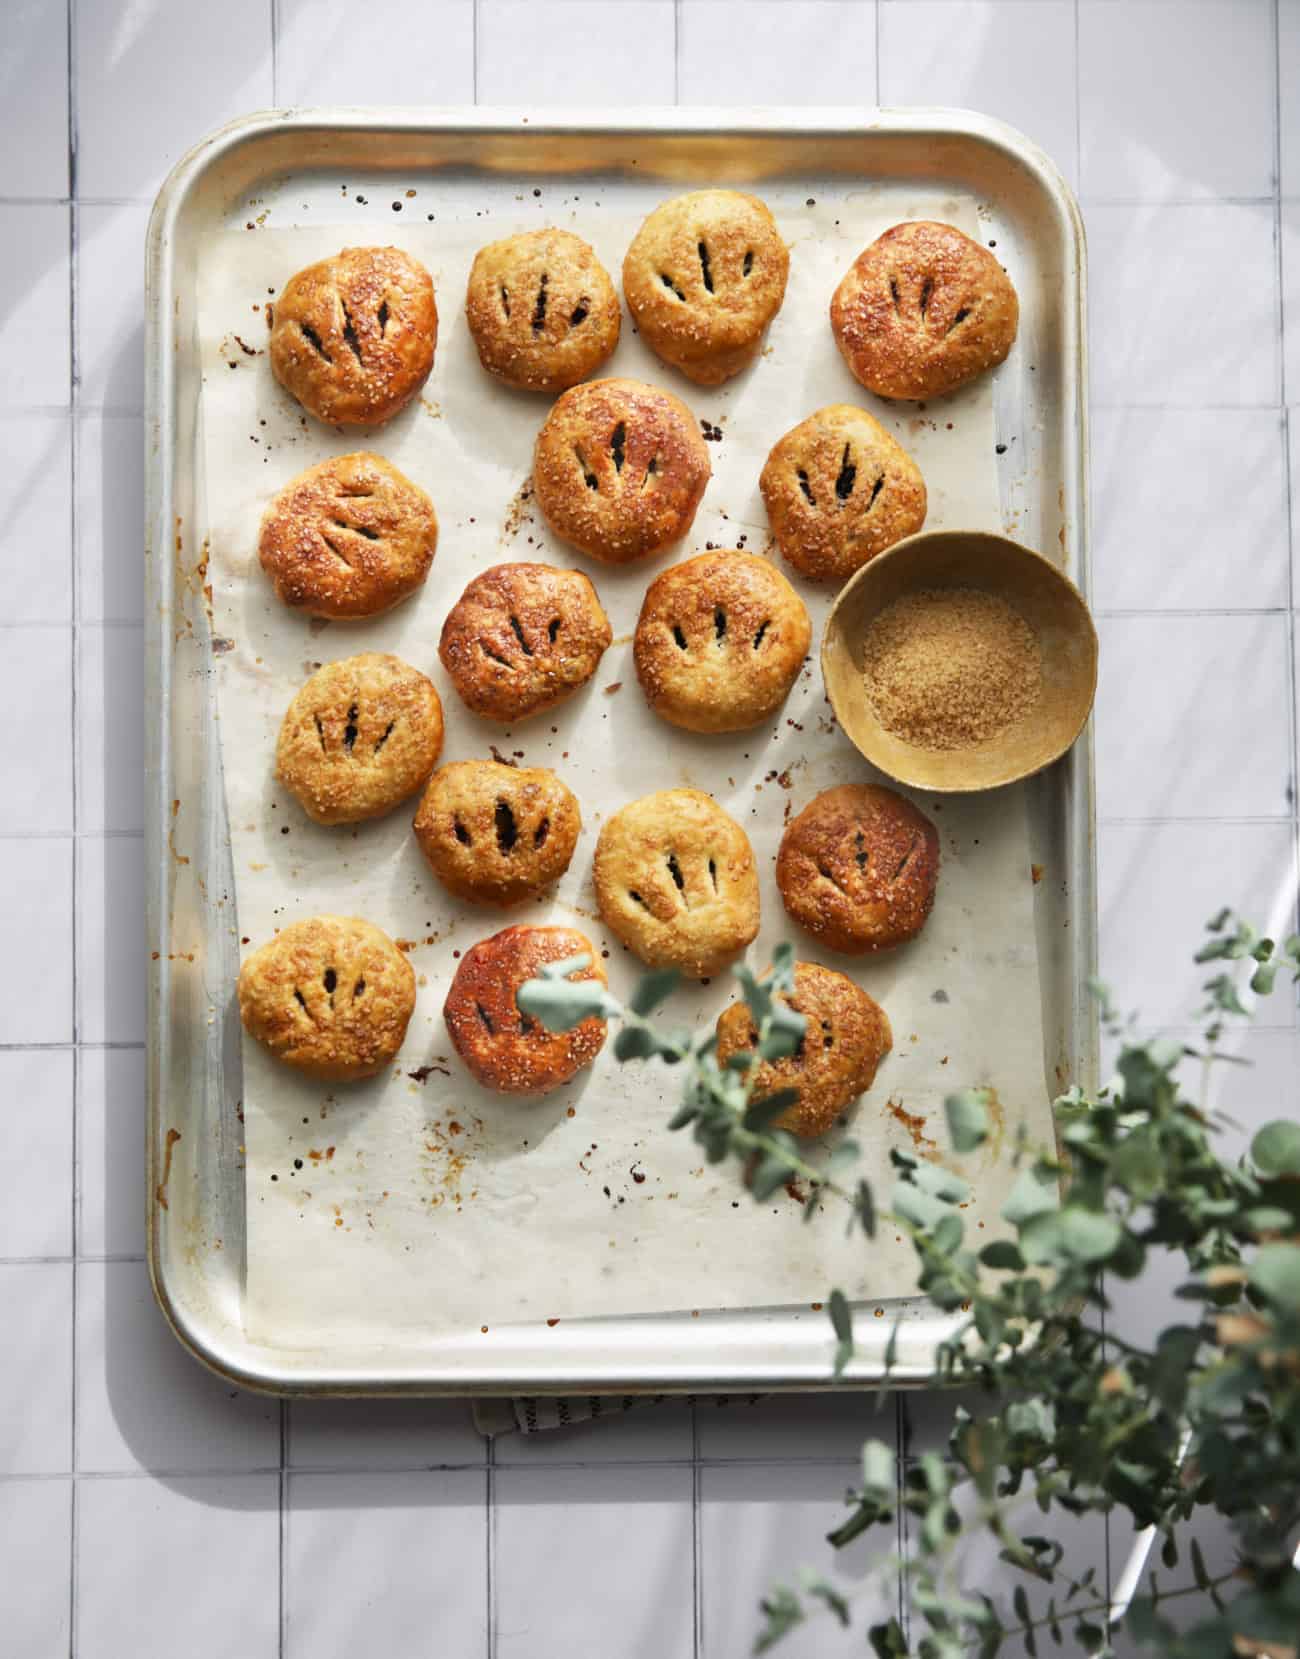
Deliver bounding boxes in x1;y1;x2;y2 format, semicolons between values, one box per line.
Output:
145;103;1095;1397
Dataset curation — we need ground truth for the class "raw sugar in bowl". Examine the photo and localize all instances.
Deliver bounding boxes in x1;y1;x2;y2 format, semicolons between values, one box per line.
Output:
821;529;1098;793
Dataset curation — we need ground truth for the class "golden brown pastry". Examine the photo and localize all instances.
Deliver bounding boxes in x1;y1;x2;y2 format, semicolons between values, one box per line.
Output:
759;405;927;584
237;915;415;1081
444;924;607;1094
594;789;759;979
715;961;892;1138
830;221;1018;401
622;190;789;385
269;245;437;426
776;785;939;954
438;562;611;723
276;653;443;825
258;452;437;620
532;378;710;565
633;551;810;733
465;228;620;393
413;760;580;906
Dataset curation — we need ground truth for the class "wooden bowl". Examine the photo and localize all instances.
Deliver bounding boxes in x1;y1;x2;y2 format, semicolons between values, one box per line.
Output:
821;530;1098;793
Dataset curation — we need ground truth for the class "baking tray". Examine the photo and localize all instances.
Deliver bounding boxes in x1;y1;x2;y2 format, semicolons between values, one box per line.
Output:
144;107;1094;1396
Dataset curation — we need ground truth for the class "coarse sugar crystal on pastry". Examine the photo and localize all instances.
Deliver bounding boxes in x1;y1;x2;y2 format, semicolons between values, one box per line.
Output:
269;244;437;426
443;924;607;1095
532;377;711;565
237;915;416;1081
465;228;620;392
633;550;811;733
276;652;444;825
593;789;760;980
830;221;1018;401
438;562;612;723
622;189;789;385
759;404;927;584
257;451;437;620
776;784;939;954
714;961;893;1138
413;760;580;907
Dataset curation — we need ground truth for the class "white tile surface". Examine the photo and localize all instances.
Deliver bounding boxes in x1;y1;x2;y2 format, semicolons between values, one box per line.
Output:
0;415;73;624
76;201;151;413
1099;821;1298;1029
286;1470;486;1658
1283;0;1300;198
1284;201;1300;407
0;1049;73;1258
76;835;146;1045
681;1;878;108
77;414;145;623
0;627;72;834
495;1464;694;1659
76;1474;280;1659
1087;203;1279;407
0;1263;72;1473
1092;409;1289;612
1095;613;1293;821
0;205;70;409
0;1480;71;1657
288;1397;484;1470
75;1259;280;1474
75;0;273;201
495;1396;693;1464
700;1461;894;1658
77;1045;147;1258
879;0;1077;187
0;838;73;1045
1079;0;1275;201
78;625;145;834
477;0;677;105
697;1388;895;1463
1;0;69;197
277;0;475;104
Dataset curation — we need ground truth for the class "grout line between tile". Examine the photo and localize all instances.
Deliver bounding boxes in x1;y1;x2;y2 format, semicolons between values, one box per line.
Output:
270;0;280;106
674;0;682;104
473;0;480;105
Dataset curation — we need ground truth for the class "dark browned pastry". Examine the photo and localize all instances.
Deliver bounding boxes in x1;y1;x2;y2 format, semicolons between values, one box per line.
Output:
269;245;437;426
413;761;581;906
622;189;789;385
438;562;612;723
776;784;939;953
444;924;607;1094
759;404;927;584
714;961;892;1138
276;653;443;825
532;378;711;564
465;228;621;392
830;221;1019;401
633;550;810;733
237;915;416;1081
257;452;437;620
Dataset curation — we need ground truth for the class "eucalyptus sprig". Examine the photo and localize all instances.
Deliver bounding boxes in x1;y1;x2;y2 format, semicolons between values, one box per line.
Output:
520;911;1300;1658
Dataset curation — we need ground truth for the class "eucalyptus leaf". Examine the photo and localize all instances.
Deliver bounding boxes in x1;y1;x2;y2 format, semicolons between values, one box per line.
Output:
515;975;615;1031
612;1023;659;1062
829;1288;854;1377
945;1089;992;1153
1251;1119;1300;1176
628;967;680;1016
1248;1241;1300;1308
1002;1165;1059;1226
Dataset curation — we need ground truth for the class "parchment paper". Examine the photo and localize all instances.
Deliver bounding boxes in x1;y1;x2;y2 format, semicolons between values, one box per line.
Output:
196;187;1048;1346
